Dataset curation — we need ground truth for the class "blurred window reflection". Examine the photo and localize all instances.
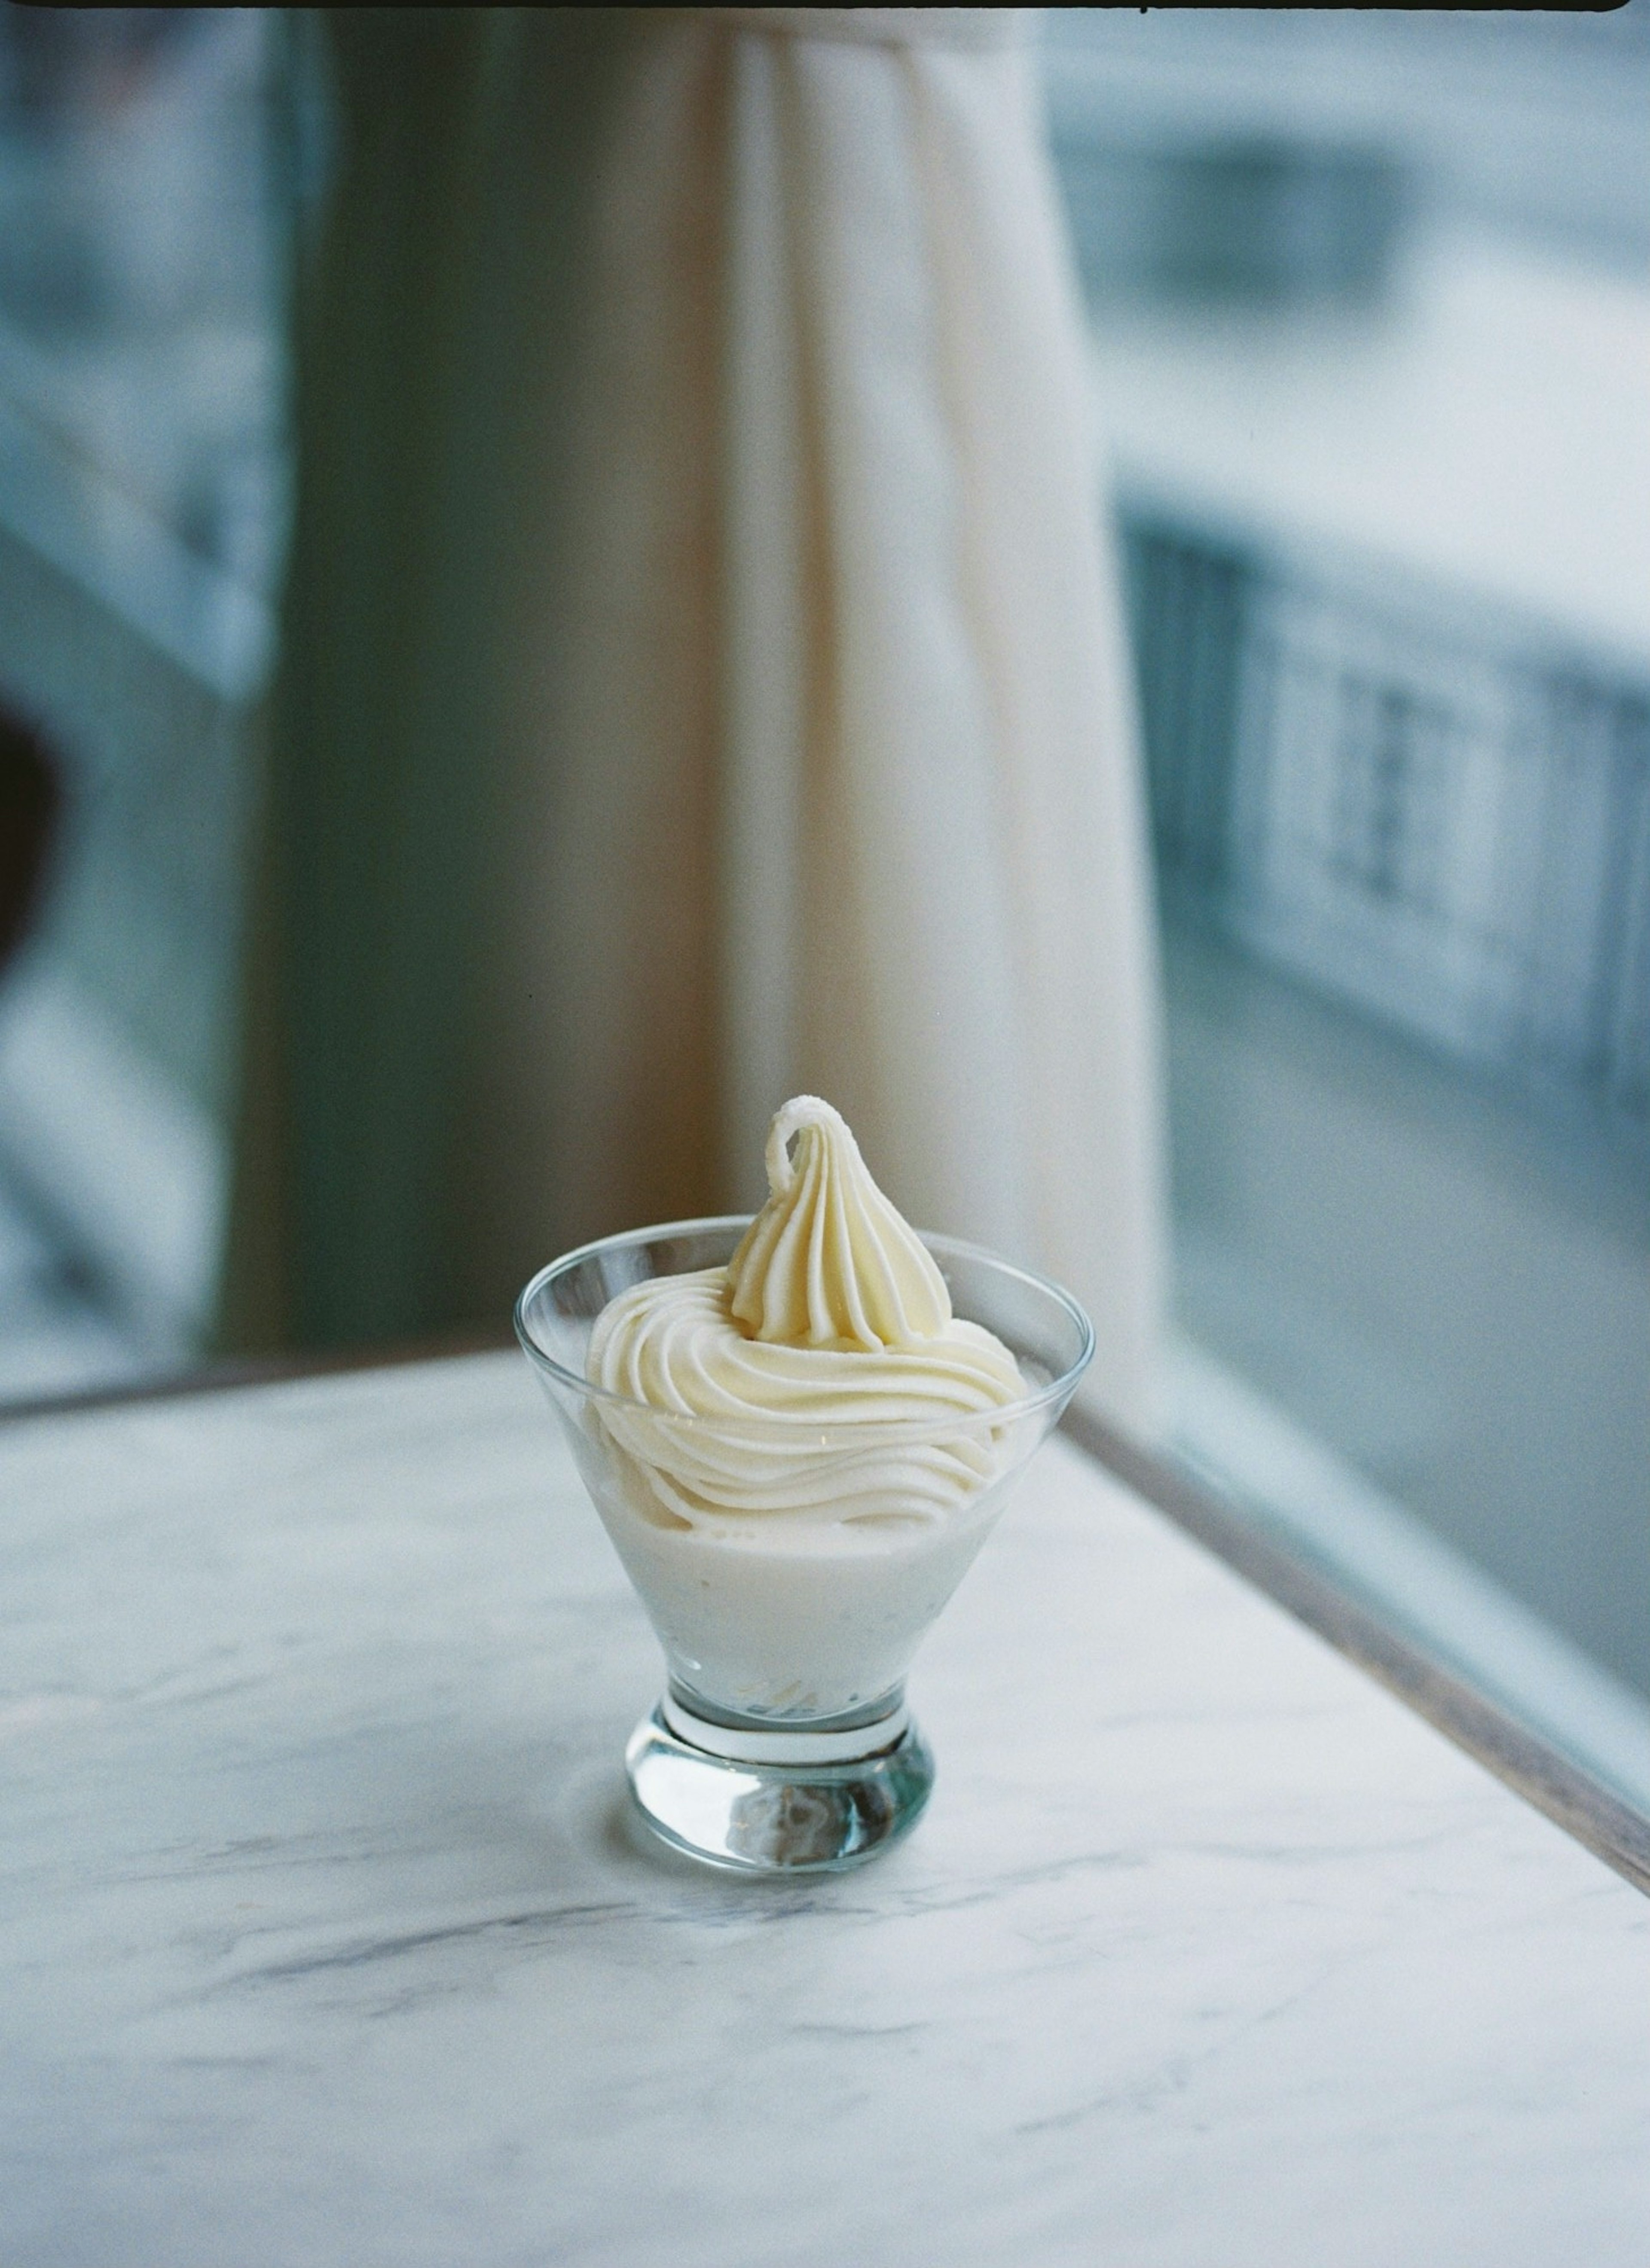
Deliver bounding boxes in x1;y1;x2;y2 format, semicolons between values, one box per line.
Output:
0;6;295;1394
1047;6;1650;1797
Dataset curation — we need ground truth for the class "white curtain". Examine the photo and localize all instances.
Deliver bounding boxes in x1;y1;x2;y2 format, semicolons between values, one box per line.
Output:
459;6;1168;1433
238;8;1166;1436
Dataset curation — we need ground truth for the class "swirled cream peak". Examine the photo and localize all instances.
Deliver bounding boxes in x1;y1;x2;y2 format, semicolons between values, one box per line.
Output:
727;1096;950;1349
585;1097;1025;1531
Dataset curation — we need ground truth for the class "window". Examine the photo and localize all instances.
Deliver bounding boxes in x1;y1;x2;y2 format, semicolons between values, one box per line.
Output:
1046;5;1650;1801
0;9;298;1393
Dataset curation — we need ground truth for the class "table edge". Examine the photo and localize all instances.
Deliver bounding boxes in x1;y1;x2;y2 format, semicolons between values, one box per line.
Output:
5;1340;1645;1899
1062;1403;1650;1901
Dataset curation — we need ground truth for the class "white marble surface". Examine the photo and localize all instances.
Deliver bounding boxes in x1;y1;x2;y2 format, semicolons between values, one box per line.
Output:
2;1352;1646;2267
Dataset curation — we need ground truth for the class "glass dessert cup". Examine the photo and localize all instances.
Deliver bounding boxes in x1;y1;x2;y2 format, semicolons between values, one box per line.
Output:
515;1219;1093;1875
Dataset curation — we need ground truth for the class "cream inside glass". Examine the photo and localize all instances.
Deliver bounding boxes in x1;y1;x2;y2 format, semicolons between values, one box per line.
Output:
580;1096;1031;1721
516;1096;1093;1871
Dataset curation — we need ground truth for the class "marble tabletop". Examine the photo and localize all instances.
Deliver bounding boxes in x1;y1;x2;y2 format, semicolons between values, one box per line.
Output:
3;1352;1646;2268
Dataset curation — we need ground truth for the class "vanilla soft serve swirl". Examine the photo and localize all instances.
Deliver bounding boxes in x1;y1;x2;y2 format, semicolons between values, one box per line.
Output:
587;1098;1024;1529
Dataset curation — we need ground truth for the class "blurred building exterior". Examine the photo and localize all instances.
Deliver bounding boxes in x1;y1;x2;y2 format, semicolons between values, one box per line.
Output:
0;7;291;1390
1047;6;1650;1784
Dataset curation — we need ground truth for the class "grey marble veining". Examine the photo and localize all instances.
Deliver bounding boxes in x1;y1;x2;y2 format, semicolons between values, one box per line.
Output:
1;1353;1645;2268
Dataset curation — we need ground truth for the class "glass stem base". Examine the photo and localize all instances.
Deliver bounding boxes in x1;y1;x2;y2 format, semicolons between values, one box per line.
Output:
625;1696;934;1874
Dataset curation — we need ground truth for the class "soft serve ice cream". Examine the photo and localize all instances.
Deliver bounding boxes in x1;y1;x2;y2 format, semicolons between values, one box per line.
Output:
580;1097;1029;1718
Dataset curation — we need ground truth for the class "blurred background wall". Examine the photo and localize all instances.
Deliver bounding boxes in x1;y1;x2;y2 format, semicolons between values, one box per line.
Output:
0;5;1644;1797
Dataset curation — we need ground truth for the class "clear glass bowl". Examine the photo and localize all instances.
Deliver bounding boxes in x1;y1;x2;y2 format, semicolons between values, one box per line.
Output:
516;1218;1093;1874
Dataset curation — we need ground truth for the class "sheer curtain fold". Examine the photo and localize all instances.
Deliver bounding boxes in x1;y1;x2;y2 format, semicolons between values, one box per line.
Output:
229;7;1165;1436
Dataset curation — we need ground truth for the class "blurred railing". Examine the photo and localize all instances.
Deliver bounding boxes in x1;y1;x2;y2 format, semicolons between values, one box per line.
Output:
1124;510;1650;1140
